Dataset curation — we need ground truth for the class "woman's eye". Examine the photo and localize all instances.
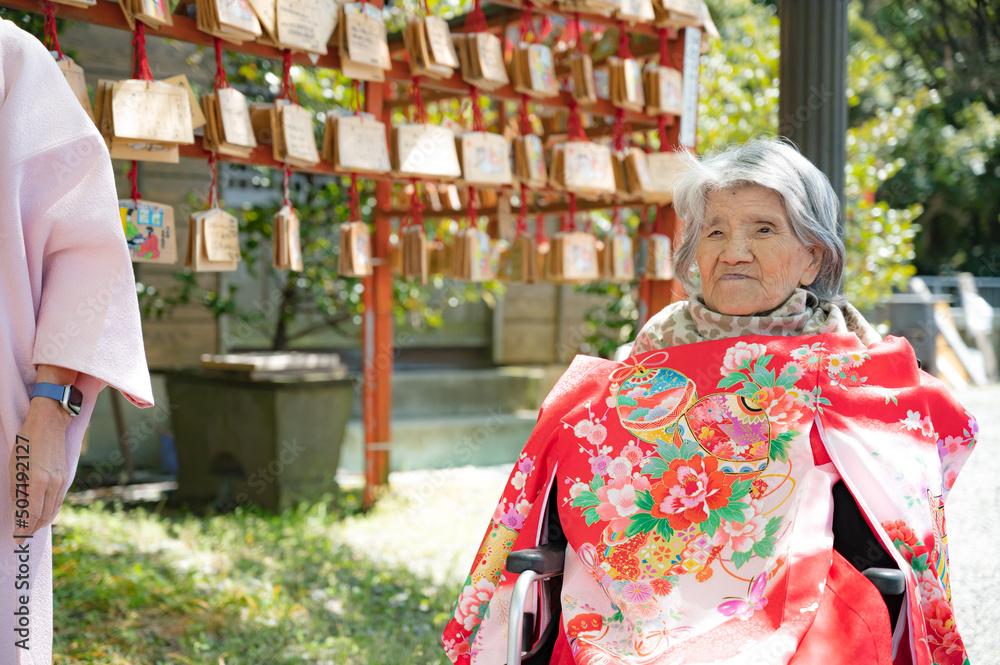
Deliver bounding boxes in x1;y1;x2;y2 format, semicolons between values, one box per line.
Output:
757;226;772;234
707;230;722;237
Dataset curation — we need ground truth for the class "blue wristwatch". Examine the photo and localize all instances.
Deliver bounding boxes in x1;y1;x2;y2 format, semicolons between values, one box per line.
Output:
31;382;83;416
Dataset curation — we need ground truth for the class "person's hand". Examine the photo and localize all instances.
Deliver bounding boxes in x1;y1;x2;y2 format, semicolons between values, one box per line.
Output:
10;365;76;545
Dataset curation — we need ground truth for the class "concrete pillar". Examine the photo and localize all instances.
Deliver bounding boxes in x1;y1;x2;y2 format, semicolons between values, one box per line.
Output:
778;0;849;225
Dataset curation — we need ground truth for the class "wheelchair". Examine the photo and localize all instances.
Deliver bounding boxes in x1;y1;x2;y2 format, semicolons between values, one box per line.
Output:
505;480;907;665
504;348;920;664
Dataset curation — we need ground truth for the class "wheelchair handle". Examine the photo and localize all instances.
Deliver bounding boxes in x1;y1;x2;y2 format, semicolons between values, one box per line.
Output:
862;567;907;596
506;544;566;665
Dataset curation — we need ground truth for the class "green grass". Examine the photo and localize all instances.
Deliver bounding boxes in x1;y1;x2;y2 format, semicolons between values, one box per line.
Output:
52;495;456;665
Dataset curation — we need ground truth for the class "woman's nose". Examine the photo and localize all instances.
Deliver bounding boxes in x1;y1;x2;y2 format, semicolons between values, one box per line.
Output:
719;238;753;264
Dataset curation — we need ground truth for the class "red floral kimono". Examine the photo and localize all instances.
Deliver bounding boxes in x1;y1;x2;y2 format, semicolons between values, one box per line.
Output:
441;334;976;665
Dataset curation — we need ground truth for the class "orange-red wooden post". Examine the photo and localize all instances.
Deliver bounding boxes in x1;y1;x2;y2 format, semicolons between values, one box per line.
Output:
362;36;393;508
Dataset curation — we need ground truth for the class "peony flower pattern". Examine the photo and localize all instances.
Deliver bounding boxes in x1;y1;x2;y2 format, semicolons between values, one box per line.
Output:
649;455;733;530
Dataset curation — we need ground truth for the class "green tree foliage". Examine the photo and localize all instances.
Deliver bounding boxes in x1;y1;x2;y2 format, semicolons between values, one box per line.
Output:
854;0;1000;275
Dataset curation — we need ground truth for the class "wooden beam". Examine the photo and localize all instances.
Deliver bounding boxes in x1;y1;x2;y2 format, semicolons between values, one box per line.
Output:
12;0;672;126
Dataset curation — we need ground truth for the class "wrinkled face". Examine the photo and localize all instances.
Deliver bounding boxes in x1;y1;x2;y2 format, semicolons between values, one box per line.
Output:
696;186;822;316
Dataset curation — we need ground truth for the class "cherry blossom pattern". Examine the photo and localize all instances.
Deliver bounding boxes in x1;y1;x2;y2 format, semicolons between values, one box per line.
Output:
899;410;937;439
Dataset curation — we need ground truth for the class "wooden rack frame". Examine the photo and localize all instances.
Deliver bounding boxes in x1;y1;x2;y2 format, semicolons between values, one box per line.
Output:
3;0;699;507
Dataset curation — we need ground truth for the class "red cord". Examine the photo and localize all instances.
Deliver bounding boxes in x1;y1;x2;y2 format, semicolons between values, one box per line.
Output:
568;193;577;232
470;85;484;132
612;107;628;152
213;37;230;89
207;152;218;208
414;76;429;124
282;164;292;207
617;20;632;60
43;2;63;59
132;23;153;81
518;94;532;135
573;13;584;54
516;189;529;236
612;204;622;233
411;180;425;228
518;0;534;43
463;0;487;33
127;160;141;208
349;173;362;220
567;98;585;141
279;50;298;103
658;28;670;66
466;185;477;230
353;79;364;114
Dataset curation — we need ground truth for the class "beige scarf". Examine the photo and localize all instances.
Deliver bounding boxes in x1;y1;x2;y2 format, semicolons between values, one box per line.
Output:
631;288;881;355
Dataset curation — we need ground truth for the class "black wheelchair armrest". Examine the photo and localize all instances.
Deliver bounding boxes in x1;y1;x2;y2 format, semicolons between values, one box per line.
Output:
506;542;566;576
862;567;906;596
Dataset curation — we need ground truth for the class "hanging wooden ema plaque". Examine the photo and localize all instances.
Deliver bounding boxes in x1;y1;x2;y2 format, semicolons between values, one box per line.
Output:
454;2;508;93
513;100;546;188
457;132;513;187
599;207;634;282
195;0;262;44
338;173;372;277
391;77;460;179
338;222;372;277
403;9;460;80
273;0;338;54
42;7;96;120
643;232;673;280
550;141;616;197
549;226;600;283
609;43;644;111
186;208;241;271
644;150;690;203
499;194;539;283
645;27;683;116
338;2;391;81
98;78;195;163
120;199;178;264
323;82;391;174
400;184;429;284
273;204;304;271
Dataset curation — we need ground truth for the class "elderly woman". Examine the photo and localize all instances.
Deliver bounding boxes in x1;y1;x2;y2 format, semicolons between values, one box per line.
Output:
442;138;974;665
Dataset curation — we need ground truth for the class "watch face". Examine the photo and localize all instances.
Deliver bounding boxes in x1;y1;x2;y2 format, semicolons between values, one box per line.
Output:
68;386;83;413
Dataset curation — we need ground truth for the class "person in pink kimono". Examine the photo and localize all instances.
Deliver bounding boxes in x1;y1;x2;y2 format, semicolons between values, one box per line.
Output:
443;138;975;665
0;19;155;664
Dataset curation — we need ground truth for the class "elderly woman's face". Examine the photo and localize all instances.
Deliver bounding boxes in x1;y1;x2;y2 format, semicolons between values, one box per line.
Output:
696;186;821;316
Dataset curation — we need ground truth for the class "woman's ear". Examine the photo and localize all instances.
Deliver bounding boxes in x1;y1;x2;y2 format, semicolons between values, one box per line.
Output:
799;246;822;287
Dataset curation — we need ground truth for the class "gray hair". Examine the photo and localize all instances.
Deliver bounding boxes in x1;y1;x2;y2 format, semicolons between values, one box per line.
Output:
671;136;847;307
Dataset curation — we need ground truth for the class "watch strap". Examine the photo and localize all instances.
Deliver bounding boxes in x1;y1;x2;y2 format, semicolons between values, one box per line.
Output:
31;382;82;416
31;382;67;403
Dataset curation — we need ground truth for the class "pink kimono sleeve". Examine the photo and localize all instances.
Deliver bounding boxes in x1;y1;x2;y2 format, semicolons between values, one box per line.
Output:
20;133;155;408
0;24;154;408
814;334;974;665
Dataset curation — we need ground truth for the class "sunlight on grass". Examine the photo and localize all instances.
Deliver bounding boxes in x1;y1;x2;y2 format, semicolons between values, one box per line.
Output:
52;496;456;665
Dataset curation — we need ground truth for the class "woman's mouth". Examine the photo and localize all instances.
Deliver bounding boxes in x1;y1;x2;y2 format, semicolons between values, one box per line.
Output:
719;274;754;281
